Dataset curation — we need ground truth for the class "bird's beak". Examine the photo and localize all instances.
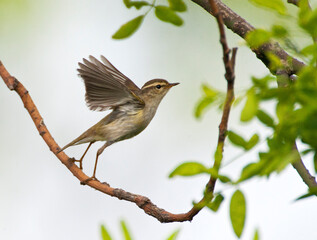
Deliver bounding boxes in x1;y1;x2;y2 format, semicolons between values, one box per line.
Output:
169;82;180;88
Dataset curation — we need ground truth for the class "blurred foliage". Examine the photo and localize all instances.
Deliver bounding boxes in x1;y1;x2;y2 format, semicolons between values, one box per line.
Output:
0;0;29;22
248;0;287;15
116;0;317;238
100;221;180;240
112;0;186;39
253;229;260;240
230;190;246;238
206;193;224;212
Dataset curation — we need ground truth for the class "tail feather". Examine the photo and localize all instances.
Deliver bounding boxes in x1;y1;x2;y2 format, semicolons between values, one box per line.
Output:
58;131;94;153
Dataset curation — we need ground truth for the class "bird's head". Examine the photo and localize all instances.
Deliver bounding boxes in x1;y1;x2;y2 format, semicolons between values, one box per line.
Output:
140;79;179;105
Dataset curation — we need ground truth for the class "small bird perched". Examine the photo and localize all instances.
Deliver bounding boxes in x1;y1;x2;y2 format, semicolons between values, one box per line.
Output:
59;56;178;183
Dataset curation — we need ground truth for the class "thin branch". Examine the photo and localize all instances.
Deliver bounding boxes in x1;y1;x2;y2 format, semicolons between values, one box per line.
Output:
0;61;195;223
0;30;237;221
204;0;236;194
0;1;238;224
292;144;317;189
191;0;305;76
276;71;317;190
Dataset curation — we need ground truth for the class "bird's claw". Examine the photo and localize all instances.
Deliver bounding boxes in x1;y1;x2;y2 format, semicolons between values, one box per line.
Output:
69;158;83;169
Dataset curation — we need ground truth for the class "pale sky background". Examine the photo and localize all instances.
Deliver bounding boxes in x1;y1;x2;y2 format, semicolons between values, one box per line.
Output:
0;0;316;240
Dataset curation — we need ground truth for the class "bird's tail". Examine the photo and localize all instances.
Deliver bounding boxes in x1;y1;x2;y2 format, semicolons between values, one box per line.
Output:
58;131;94;153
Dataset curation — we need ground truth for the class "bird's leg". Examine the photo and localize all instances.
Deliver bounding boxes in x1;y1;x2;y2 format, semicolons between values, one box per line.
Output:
80;141;113;185
74;142;93;169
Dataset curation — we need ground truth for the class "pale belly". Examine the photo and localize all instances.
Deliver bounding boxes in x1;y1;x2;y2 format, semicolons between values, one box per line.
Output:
97;111;149;142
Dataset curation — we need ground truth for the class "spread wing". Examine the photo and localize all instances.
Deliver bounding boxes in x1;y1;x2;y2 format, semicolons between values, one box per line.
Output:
77;55;144;111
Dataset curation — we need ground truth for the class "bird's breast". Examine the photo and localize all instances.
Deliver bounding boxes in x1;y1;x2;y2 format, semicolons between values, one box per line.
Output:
98;109;151;142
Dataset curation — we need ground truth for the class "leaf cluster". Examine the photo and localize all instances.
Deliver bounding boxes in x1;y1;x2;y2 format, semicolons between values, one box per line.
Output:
113;0;186;39
168;0;317;238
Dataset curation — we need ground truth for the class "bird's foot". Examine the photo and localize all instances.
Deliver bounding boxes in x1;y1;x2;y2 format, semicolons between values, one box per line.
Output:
80;176;99;185
69;158;83;169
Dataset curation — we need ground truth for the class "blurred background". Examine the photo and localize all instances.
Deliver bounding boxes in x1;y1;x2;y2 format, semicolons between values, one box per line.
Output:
0;0;316;239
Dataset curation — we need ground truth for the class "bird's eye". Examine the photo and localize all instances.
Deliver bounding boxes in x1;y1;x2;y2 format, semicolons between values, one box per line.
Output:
156;85;161;89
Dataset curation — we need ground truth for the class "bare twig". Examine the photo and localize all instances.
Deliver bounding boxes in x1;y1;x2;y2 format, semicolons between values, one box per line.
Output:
203;0;236;195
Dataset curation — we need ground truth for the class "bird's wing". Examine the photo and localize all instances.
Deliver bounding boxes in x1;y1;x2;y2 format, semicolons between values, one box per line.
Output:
77;56;145;111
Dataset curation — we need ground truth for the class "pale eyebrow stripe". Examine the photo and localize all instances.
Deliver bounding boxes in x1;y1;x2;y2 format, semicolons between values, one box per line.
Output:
142;82;167;89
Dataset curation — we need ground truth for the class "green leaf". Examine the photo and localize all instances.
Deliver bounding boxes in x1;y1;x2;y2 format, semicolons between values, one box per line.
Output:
228;131;247;149
253;229;260;240
168;0;187;12
155;6;183;26
266;52;283;71
259;141;298;176
202;84;218;96
169;162;210;178
120;220;132;240
195;84;220;118
246;29;271;48
256;110;275;128
218;175;232;183
301;44;317;57
130;1;150;9
123;0;130;8
237;162;264;183
251;75;276;89
166;229;180;240
240;88;259;122
295;187;317;201
299;1;317;38
230;190;246;238
245;134;259;150
271;25;288;38
207;193;224;212
228;131;259;150
195;97;216;118
101;225;112;240
112;15;144;39
248;0;287;15
123;0;149;9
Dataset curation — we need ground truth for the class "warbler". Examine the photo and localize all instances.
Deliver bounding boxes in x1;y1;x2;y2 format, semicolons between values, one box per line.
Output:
59;56;179;182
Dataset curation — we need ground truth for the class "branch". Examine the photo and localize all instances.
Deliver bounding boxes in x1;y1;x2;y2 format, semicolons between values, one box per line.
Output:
193;0;317;191
203;0;236;194
0;31;237;222
191;0;306;76
0;1;238;223
292;144;317;189
276;71;317;190
0;61;198;223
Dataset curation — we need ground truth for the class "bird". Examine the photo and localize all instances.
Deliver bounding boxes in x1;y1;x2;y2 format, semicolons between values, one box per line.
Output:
58;55;179;183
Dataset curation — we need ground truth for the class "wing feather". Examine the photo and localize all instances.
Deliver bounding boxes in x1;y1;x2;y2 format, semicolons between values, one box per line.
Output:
77;56;144;111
